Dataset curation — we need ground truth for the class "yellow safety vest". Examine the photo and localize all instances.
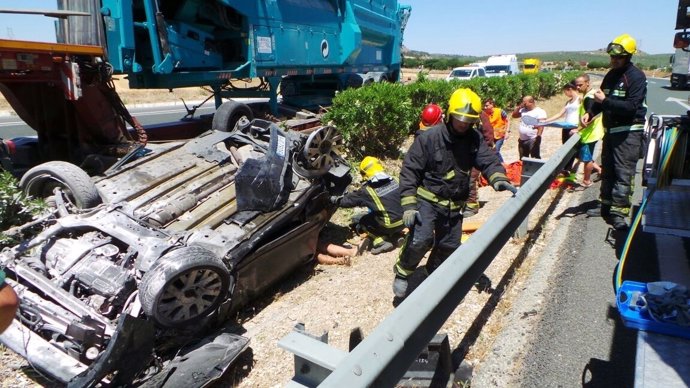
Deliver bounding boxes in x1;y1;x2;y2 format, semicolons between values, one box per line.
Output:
578;90;605;144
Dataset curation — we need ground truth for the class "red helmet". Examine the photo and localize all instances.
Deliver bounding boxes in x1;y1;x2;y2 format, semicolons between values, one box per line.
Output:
420;103;443;127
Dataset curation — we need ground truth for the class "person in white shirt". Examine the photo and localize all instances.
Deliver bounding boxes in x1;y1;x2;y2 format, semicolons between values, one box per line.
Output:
512;95;547;159
545;80;581;173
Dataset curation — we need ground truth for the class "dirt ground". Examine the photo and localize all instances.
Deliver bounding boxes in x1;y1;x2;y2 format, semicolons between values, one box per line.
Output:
225;91;580;388
0;74;592;387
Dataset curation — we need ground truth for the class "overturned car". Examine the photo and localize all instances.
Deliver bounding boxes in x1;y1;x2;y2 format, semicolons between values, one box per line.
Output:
0;119;350;386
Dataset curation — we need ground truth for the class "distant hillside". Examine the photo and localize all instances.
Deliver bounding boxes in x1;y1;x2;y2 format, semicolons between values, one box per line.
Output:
403;48;672;69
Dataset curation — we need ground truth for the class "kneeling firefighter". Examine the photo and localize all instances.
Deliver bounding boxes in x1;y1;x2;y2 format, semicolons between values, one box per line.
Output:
393;88;517;298
331;157;405;255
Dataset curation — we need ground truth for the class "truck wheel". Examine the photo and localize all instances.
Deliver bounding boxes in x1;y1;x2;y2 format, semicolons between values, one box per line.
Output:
212;100;254;132
19;161;101;209
139;246;232;328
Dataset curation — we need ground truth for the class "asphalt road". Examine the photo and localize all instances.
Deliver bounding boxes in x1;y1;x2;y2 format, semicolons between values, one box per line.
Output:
0;102;217;138
474;74;690;387
517;182;639;388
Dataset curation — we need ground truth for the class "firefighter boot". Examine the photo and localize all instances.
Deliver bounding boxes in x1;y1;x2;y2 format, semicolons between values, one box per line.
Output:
463;202;480;218
371;241;394;255
586;204;610;218
392;276;408;298
608;215;628;231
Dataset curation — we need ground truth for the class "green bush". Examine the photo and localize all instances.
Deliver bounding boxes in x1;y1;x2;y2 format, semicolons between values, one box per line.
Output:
322;82;415;159
0;171;44;247
326;71;580;159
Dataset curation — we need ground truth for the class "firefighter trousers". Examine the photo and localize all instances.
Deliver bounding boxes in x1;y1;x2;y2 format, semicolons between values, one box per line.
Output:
394;199;462;278
600;130;643;217
358;213;404;247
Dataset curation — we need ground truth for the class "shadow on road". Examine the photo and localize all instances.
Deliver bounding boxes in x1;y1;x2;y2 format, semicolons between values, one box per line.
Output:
581;305;637;388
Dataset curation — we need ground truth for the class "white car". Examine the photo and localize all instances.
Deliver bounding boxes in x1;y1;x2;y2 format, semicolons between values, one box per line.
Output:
446;66;486;81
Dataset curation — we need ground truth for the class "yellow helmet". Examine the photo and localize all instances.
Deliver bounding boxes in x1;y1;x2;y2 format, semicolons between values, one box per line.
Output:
446;88;481;124
359;156;384;179
607;33;637;56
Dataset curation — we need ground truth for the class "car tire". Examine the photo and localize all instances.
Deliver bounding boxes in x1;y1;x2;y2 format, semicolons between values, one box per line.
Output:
294;125;341;178
19;161;101;209
139;246;232;328
212;100;254;132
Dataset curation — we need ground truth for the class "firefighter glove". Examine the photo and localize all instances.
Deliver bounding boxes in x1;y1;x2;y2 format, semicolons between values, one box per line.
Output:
329;195;342;205
402;209;421;228
493;181;518;195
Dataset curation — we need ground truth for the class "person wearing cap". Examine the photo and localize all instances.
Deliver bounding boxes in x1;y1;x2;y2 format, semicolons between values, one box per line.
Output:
582;33;647;231
392;88;516;299
330;156;404;255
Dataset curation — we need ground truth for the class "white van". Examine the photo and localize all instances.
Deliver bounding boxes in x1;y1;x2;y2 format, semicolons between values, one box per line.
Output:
485;54;520;77
446;65;486;81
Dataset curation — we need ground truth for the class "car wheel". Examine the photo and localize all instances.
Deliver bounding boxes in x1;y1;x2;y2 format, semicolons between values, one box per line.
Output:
212;100;254;132
19;161;101;208
294;125;343;178
139;246;232;328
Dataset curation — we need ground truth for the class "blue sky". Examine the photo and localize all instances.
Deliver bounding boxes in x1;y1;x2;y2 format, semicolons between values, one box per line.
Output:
0;0;680;56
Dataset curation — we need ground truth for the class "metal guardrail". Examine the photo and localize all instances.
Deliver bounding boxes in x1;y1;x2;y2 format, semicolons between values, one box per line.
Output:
280;134;580;387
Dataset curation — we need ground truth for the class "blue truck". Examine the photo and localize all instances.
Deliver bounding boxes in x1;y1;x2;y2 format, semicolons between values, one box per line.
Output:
96;0;410;124
0;0;410;174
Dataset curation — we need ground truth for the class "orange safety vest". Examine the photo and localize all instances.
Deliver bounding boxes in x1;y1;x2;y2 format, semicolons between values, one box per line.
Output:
486;108;508;139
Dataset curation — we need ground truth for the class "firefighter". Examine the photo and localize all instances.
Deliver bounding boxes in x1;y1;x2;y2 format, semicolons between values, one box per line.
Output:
416;103;445;138
418;103;444;130
583;33;647;231
331;156;405;255
392;88;516;298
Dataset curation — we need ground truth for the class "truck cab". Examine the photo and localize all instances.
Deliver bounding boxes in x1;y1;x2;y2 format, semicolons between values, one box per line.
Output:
485;54;520;77
670;31;690;89
522;58;541;74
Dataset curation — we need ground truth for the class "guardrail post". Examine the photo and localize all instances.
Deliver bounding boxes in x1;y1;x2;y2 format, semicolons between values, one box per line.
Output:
514;157;546;239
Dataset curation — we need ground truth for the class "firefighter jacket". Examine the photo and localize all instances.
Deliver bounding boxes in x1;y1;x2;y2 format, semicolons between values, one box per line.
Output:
399;122;509;212
588;61;647;132
339;173;403;227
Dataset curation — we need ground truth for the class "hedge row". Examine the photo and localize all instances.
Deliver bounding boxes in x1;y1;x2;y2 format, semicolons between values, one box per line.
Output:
323;71;579;159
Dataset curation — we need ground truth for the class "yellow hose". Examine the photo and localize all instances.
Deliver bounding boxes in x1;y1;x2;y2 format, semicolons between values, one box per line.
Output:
615;127;681;292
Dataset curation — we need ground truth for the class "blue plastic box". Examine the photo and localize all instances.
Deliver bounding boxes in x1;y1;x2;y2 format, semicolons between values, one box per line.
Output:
617;280;690;340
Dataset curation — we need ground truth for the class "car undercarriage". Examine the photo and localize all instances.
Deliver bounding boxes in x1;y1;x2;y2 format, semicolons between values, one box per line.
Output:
0;118;351;386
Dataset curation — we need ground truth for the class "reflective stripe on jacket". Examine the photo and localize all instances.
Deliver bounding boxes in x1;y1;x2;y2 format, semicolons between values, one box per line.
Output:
399;122;508;211
588;61;647;130
339;175;403;227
